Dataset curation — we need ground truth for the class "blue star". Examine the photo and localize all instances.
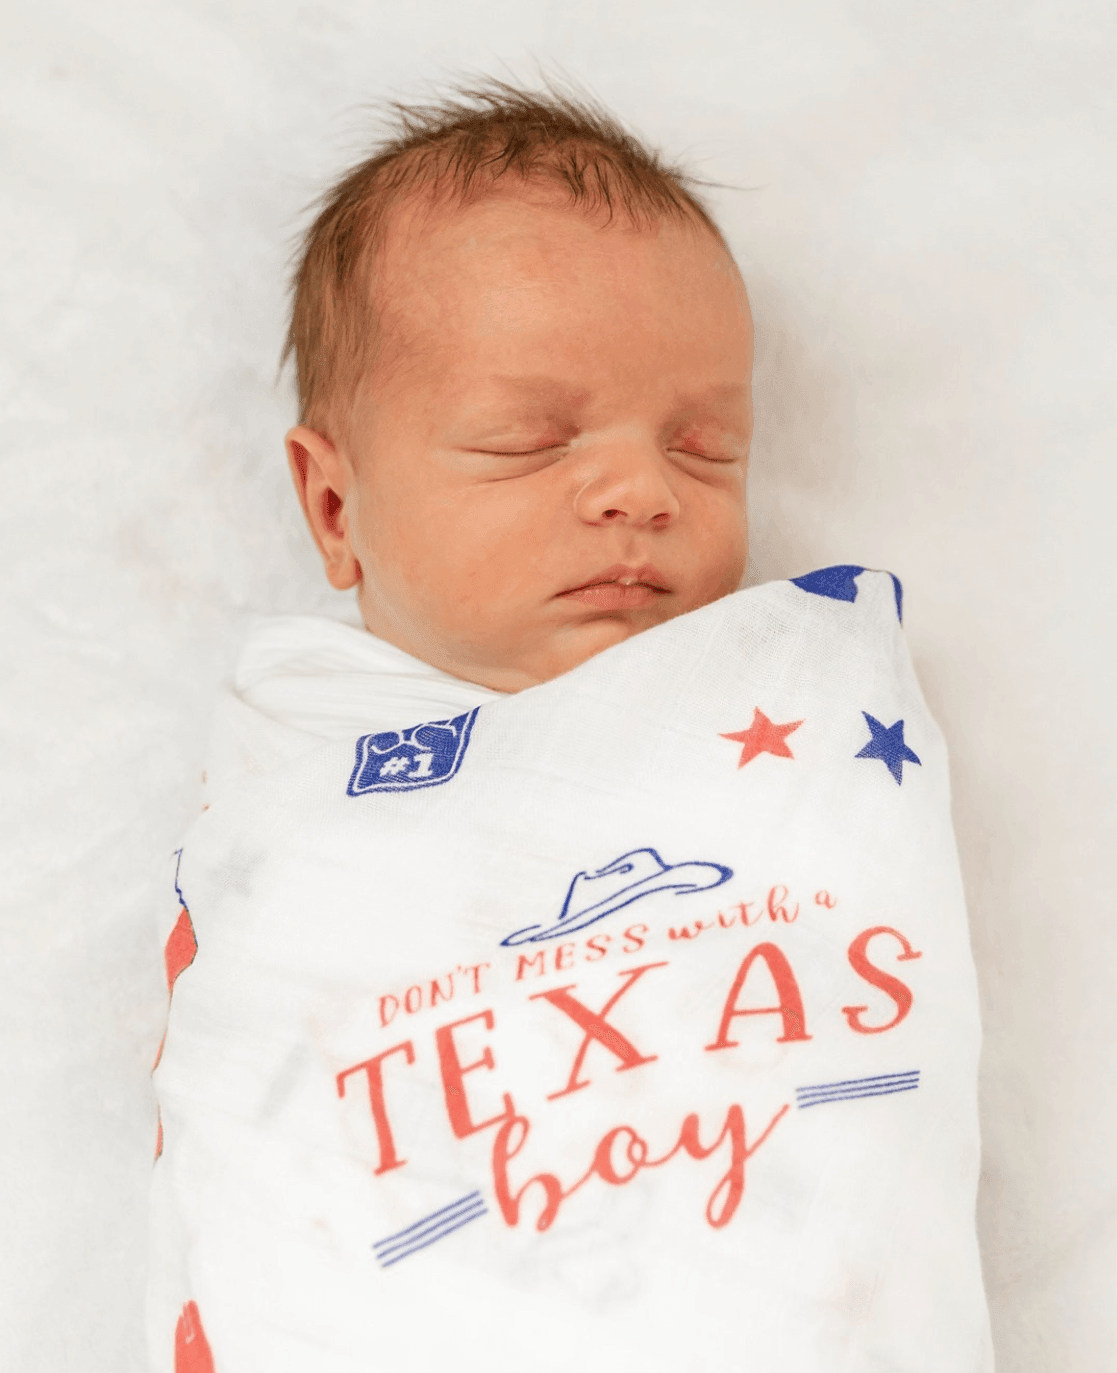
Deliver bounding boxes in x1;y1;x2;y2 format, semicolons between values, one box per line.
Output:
791;565;865;603
855;712;921;785
790;565;904;622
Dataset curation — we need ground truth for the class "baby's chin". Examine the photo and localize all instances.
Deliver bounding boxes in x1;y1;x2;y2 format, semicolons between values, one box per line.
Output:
445;597;721;694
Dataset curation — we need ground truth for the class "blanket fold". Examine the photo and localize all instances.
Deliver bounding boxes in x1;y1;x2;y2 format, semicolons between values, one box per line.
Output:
149;569;994;1373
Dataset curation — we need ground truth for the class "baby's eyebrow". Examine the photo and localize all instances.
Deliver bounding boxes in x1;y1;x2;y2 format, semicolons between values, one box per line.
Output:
476;377;748;408
668;382;750;413
453;378;751;437
481;375;593;409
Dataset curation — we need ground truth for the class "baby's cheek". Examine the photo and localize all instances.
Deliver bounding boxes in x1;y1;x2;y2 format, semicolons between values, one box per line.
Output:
687;516;746;597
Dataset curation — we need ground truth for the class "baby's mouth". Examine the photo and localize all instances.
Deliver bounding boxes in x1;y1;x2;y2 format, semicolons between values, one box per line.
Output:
561;563;669;596
559;563;670;608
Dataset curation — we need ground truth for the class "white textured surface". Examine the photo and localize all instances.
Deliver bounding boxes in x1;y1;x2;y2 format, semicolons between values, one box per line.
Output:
1;2;1114;1369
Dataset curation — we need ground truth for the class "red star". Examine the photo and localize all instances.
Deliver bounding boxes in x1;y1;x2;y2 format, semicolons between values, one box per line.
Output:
175;1301;215;1373
720;708;803;768
164;907;198;992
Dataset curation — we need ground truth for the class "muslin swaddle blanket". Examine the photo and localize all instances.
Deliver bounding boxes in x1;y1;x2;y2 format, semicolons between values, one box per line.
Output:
148;567;995;1372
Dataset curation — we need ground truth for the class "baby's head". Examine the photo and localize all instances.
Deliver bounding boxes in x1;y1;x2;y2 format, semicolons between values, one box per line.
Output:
284;82;753;692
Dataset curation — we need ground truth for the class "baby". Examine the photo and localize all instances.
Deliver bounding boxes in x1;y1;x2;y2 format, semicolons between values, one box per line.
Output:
150;81;993;1373
282;81;752;694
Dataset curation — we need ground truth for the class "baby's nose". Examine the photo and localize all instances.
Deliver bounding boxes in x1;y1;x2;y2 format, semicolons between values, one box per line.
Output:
573;435;681;529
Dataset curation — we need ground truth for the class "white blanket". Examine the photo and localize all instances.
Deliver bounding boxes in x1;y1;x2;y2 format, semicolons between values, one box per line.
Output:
148;568;994;1372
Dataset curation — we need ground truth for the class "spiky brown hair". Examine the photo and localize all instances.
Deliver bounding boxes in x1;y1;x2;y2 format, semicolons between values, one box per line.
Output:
283;78;727;441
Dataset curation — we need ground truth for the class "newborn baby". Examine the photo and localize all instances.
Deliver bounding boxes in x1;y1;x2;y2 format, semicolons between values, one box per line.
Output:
150;83;993;1373
283;91;751;695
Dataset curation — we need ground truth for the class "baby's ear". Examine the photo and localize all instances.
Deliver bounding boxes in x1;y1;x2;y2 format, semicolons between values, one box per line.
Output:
285;425;361;590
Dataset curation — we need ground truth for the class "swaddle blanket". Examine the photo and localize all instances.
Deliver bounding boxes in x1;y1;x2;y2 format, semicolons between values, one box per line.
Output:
148;568;994;1373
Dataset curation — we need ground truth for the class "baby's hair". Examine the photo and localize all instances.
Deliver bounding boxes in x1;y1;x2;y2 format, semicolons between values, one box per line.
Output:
283;76;725;442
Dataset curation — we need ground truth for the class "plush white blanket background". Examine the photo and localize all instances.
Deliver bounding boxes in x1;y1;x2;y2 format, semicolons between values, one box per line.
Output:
1;2;1113;1370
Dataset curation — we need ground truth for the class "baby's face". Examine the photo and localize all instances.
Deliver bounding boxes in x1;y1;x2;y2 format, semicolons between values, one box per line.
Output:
289;187;753;692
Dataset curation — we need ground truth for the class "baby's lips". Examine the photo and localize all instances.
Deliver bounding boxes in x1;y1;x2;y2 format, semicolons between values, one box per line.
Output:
561;561;670;594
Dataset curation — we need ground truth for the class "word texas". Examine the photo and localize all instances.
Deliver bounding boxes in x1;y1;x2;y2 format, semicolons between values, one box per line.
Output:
337;926;922;1232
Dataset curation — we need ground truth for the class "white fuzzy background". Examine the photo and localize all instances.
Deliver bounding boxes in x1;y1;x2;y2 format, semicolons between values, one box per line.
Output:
2;1;1114;1369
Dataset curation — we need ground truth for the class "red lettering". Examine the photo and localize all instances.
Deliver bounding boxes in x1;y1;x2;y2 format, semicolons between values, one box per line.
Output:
531;962;668;1100
738;901;761;927
663;1103;789;1227
459;962;490;994
336;1040;415;1175
842;926;922;1034
683;1107;744;1226
815;890;837;908
555;942;576;971
491;1114;566;1232
622;923;648;953
593;1126;648;1184
491;1100;788;1234
705;943;812;1050
584;934;611;961
403;985;422;1014
767;884;799;923
430;973;454;1006
717;909;736;929
435;1009;516;1138
378;994;398;1028
515;950;546;980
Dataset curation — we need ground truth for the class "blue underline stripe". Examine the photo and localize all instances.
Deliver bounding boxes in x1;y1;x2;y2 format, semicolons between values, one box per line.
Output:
374;1199;487;1261
796;1082;920;1103
798;1082;920;1108
377;1206;488;1268
796;1076;919;1100
376;1205;488;1265
797;1071;920;1095
375;1197;485;1257
373;1191;483;1251
795;1083;919;1104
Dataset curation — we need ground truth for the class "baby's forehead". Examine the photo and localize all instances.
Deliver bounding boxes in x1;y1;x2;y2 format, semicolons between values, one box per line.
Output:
372;183;743;338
